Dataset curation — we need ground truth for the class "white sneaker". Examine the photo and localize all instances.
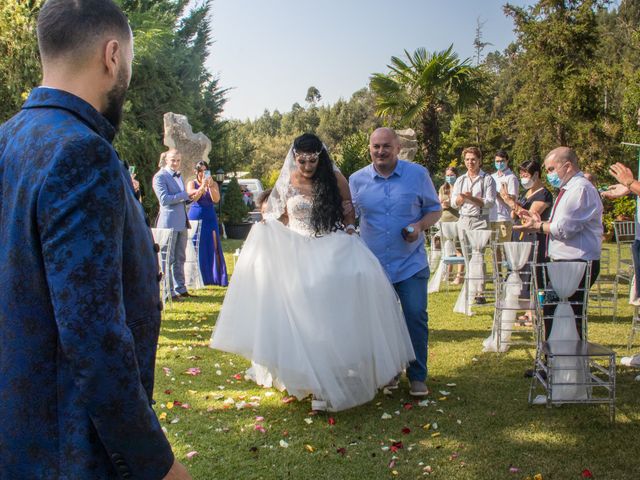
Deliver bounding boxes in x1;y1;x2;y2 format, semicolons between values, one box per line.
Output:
311;399;327;411
621;355;640;367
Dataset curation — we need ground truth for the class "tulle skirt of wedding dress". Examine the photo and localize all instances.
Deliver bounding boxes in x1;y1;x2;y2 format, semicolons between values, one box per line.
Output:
210;220;415;412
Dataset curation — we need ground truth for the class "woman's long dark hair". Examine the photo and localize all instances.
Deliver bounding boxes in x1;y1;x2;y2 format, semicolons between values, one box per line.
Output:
293;133;343;235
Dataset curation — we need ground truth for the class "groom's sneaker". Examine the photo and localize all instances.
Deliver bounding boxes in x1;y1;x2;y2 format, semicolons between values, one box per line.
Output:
409;381;430;397
384;374;400;390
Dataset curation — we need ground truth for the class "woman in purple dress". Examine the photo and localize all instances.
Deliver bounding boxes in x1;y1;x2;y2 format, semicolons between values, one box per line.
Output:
187;161;228;286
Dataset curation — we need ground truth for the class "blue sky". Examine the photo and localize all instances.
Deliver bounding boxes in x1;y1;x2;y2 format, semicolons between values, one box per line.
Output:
205;0;534;120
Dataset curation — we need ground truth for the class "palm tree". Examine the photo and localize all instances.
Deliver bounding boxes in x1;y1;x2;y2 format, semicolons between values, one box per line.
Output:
370;45;483;171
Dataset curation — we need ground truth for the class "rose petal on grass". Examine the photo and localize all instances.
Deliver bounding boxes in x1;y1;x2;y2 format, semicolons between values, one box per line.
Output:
304;444;315;453
279;440;289;448
381;413;392;420
166;402;174;409
254;424;266;433
509;467;520;474
185;451;198;459
158;412;167;421
390;441;403;452
534;474;543;480
233;373;243;380
581;470;593;479
401;427;411;435
185;367;202;376
403;403;413;410
164;389;172;395
328;417;336;425
336;447;346;456
282;396;296;404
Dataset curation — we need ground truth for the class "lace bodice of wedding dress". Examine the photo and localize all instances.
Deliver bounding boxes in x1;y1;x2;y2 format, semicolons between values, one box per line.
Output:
286;187;317;236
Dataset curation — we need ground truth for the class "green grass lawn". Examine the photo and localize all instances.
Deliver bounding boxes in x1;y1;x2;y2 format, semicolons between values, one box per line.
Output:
154;241;640;479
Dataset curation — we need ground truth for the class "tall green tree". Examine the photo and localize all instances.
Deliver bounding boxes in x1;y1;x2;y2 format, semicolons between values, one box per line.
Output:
0;0;43;122
370;45;483;172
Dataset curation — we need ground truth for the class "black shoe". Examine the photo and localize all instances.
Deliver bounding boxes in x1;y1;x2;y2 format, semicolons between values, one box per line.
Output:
524;369;547;380
179;291;192;298
474;296;487;305
170;295;183;302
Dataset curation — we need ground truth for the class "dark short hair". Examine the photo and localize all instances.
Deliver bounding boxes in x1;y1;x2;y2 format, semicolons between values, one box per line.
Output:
495;150;509;161
37;0;130;61
445;166;458;175
518;160;542;177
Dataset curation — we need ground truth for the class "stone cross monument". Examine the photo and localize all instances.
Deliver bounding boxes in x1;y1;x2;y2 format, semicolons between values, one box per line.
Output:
163;112;211;179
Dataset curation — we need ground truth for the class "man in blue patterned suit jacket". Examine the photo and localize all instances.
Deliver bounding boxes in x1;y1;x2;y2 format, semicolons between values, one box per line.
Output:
0;1;190;478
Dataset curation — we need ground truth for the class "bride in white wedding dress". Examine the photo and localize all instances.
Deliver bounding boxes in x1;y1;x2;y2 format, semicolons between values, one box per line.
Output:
210;133;415;412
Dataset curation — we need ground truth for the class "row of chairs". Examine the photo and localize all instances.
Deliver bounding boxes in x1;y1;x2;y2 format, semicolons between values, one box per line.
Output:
427;223;618;421
151;220;203;308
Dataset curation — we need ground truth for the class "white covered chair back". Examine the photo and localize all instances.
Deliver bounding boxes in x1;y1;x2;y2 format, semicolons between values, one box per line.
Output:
185;220;204;290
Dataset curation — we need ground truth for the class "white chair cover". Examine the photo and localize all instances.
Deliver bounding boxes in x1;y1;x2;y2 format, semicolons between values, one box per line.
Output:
185;220;204;290
546;262;588;401
454;229;492;316
428;228;442;272
151;228;174;303
483;242;532;352
428;222;457;293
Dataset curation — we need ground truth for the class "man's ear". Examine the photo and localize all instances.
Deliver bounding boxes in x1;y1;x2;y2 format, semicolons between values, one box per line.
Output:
102;39;121;78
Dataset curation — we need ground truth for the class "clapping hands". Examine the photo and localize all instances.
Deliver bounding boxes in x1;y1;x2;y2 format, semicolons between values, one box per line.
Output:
513;209;541;232
601;183;630;200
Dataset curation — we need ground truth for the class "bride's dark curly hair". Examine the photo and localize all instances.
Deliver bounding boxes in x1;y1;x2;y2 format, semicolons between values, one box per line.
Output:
293;133;344;235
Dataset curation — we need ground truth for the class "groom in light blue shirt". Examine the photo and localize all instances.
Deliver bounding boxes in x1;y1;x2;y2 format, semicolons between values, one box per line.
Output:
349;128;441;396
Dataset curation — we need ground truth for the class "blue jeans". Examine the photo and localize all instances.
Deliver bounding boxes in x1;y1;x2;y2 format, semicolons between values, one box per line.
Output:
393;267;429;382
633;240;640;298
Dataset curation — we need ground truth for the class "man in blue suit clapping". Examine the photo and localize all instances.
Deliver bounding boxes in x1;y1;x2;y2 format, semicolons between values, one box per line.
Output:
153;149;196;300
0;0;190;478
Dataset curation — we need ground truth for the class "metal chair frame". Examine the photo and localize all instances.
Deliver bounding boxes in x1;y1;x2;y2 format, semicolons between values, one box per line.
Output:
185;219;204;290
458;229;497;313
528;261;616;423
490;241;539;351
151;227;174;308
612;221;636;321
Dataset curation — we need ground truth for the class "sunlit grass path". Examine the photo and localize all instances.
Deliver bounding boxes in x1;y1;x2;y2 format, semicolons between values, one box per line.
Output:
153;241;640;479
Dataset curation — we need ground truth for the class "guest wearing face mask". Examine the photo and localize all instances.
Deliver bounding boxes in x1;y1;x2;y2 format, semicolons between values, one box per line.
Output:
438;166;464;284
515;147;603;339
503;160;553;325
439;166;460;223
491;150;519;246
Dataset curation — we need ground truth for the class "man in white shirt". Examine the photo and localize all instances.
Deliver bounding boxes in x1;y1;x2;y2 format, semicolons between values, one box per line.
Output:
452;147;496;303
452;147;496;236
490;150;518;245
517;146;603;338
